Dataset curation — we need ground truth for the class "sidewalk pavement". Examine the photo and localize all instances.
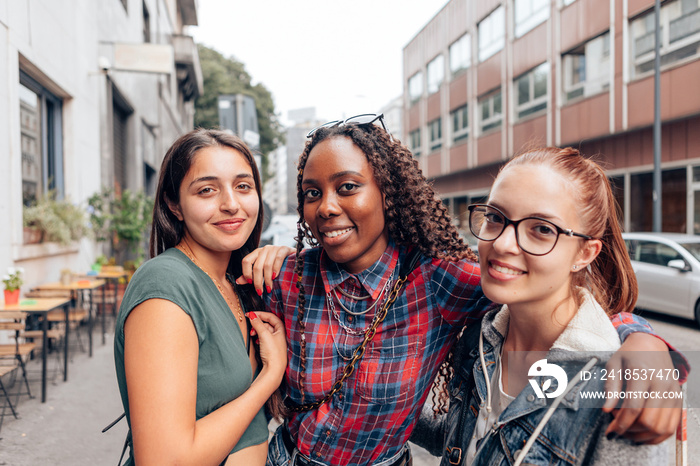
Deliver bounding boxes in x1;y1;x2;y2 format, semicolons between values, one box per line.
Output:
0;333;128;465
0;329;438;466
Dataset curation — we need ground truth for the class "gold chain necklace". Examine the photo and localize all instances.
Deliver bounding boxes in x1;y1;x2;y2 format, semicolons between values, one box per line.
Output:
177;240;245;322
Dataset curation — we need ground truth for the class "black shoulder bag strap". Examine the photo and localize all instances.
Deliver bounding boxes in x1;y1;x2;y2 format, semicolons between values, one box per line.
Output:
102;412;129;465
285;248;423;413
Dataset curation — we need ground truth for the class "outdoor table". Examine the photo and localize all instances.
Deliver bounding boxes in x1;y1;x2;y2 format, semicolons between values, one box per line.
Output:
0;297;71;403
33;279;106;358
77;269;128;345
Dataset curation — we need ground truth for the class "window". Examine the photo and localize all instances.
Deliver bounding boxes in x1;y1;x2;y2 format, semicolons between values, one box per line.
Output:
514;0;550;37
429;118;442;151
630;0;700;77
515;63;548;120
478;7;505;62
479;90;502;133
408;72;423;103
409;128;422;156
628;240;683;267
20;72;63;207
427;55;445;94
609;175;625;225
451;105;469;143
562;32;610;101
449;34;471;76
563;33;611;102
630;168;686;232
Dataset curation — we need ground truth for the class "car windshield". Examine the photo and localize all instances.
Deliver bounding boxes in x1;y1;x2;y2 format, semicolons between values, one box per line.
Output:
680;242;700;262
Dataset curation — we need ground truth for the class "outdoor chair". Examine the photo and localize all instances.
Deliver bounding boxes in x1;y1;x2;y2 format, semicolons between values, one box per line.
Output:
0;362;20;433
20;326;66;381
0;312;36;409
25;289;89;356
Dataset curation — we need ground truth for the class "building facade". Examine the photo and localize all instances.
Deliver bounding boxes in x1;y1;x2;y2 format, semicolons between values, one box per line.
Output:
404;0;700;239
1;0;201;289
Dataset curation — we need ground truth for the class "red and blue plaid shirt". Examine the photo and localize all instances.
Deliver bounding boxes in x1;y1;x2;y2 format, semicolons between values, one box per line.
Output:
266;241;662;465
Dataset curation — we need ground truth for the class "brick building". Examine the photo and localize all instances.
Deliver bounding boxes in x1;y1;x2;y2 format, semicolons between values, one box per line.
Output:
403;0;700;237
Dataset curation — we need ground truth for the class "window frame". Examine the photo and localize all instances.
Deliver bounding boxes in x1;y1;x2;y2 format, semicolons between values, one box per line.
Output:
429;117;443;151
514;0;550;38
562;32;611;103
427;54;445;95
409;128;422;157
19;70;64;206
514;63;549;121
408;71;424;103
479;90;503;134
449;33;471;76
450;104;469;144
478;7;505;62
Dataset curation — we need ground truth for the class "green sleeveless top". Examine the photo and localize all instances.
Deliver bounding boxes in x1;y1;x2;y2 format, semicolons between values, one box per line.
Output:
114;248;267;463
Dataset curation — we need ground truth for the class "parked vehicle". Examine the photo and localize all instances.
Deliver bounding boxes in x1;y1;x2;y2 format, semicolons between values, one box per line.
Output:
622;232;700;325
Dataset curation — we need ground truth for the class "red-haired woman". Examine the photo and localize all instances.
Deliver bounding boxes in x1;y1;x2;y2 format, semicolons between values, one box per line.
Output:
411;147;681;465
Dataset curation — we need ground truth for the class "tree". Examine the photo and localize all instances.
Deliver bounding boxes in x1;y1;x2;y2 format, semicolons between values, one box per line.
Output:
195;45;285;180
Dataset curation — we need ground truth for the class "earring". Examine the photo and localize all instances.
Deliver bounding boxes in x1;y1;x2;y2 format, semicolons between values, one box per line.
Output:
572;265;578;271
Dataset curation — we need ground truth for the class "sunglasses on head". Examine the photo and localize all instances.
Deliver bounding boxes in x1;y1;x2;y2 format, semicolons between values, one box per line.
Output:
306;113;390;138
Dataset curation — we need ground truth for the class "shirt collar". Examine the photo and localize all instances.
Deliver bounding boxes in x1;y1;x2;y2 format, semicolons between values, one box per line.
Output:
320;240;400;300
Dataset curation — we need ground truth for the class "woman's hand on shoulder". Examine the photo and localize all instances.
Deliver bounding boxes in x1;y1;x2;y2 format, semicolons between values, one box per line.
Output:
236;245;295;296
603;333;682;444
247;311;287;386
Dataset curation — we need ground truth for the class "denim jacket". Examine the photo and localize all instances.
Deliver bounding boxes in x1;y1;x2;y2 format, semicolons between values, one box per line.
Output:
411;290;668;466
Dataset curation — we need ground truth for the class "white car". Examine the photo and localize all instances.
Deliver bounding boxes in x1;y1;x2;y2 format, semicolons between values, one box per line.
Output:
622;232;700;325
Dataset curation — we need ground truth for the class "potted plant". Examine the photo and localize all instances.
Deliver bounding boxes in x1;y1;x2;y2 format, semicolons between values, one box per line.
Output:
3;267;24;305
23;191;90;246
88;188;153;266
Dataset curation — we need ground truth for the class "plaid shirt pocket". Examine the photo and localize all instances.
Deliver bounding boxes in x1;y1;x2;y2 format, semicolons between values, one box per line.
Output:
355;334;423;404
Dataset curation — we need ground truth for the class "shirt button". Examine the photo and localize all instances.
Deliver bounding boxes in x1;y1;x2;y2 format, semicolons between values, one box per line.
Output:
527;394;535;402
338;394;344;400
347;315;353;322
326;430;332;436
316;452;322;457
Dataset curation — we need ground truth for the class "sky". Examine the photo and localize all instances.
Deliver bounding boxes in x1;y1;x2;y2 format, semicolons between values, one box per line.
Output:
191;0;449;126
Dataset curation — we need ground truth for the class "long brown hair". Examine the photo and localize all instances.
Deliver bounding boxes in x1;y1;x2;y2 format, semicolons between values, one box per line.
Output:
150;128;287;419
499;146;637;316
150;128;264;278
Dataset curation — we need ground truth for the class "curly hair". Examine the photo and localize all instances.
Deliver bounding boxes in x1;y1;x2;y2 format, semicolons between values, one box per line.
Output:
291;122;476;408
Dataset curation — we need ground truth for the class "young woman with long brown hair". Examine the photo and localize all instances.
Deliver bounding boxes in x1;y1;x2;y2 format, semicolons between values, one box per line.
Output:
114;129;287;465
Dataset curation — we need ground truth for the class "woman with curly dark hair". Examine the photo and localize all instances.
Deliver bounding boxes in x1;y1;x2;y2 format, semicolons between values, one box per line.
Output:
239;115;681;466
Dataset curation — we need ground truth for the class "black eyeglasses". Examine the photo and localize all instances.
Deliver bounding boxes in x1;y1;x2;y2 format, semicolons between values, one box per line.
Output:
306;113;389;138
467;204;595;256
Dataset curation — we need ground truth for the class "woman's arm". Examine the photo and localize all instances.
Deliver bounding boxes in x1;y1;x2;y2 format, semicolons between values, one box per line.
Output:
124;300;286;465
604;332;682;445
